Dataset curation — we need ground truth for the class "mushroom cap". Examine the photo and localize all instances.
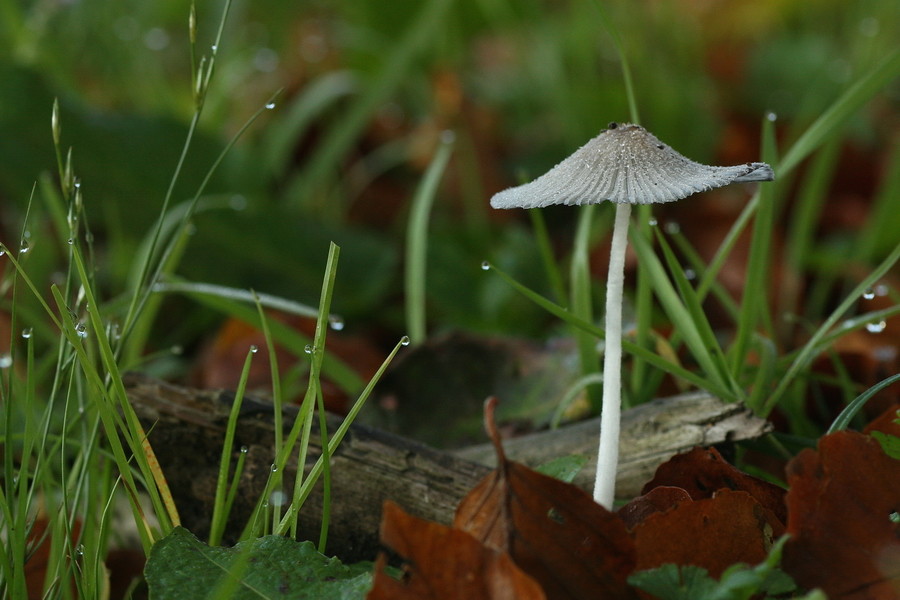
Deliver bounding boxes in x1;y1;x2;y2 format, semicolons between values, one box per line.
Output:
490;122;775;209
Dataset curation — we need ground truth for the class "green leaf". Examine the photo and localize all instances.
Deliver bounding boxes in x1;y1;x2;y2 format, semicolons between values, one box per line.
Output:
145;527;372;600
871;430;900;461
535;454;589;483
628;537;798;600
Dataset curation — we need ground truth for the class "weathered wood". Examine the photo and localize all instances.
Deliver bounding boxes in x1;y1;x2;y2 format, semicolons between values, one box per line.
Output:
126;374;770;561
454;391;772;498
125;373;489;562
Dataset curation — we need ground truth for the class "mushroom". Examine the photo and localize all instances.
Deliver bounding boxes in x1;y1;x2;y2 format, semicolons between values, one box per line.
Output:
490;122;774;509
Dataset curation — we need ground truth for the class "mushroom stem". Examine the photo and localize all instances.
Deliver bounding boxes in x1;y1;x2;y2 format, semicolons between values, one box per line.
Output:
593;201;631;509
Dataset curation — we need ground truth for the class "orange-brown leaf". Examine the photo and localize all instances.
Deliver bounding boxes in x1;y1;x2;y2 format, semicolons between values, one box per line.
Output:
632;489;783;579
454;398;637;600
617;486;692;530
641;446;786;525
368;501;545;600
782;431;900;599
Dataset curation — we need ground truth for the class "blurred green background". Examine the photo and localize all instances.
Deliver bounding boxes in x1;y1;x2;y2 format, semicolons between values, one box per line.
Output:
1;0;897;389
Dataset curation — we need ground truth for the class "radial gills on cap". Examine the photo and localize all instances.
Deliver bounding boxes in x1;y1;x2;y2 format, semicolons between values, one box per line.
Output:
490;122;775;209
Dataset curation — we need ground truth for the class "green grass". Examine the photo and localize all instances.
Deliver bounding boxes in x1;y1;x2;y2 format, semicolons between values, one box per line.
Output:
1;0;898;597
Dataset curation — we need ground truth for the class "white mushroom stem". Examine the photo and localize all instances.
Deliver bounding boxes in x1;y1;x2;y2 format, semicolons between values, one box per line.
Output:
593;201;631;509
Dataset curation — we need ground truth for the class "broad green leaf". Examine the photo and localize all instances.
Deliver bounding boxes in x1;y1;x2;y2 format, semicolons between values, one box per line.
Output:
145;527;372;600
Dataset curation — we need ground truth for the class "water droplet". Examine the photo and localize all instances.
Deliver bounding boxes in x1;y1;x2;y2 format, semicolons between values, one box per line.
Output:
73;181;81;189
76;323;88;339
664;222;681;235
481;261;491;271
21;328;32;339
874;283;890;297
250;344;259;353
240;445;249;454
304;344;313;355
74;544;84;557
400;336;411;346
270;464;278;472
265;101;276;110
0;246;6;257
85;231;94;244
19;240;30;254
648;217;658;227
328;315;345;331
766;112;778;122
0;354;12;369
211;44;218;52
866;320;887;333
269;490;286;506
66;238;74;245
683;267;697;280
862;288;875;300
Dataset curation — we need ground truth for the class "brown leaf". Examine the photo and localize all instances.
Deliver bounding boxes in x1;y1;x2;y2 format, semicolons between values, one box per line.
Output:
454;398;637;600
782;431;900;599
633;489;783;579
864;403;900;437
368;501;545;600
617;486;692;530
640;445;787;525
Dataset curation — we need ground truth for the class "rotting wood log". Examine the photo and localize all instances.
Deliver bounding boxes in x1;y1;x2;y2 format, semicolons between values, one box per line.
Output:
125;374;770;561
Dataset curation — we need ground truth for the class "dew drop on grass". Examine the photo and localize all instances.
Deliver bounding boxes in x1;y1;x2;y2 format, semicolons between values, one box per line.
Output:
767;112;778;122
328;315;345;331
875;283;889;296
481;261;491;271
19;240;30;254
21;328;32;339
76;323;88;339
648;217;658;226
0;354;12;369
250;344;259;353
211;44;218;52
866;320;887;333
683;267;697;280
74;544;84;558
400;336;411;346
270;464;278;473
66;238;74;245
304;344;313;355
265;101;276;110
862;288;875;300
240;445;249;454
664;222;681;235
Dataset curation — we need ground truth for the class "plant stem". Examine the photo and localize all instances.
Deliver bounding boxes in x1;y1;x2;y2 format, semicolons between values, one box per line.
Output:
593;202;631;508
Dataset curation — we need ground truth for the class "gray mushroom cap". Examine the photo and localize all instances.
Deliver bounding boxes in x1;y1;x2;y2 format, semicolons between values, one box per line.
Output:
490;122;775;209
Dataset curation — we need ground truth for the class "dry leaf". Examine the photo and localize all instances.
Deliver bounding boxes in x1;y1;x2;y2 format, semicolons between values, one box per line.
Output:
633;489;783;579
782;431;900;599
617;486;692;530
368;501;545;600
454;398;637;600
640;446;786;525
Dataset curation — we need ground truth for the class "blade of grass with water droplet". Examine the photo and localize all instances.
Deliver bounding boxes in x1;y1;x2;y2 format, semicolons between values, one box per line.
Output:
405;133;454;346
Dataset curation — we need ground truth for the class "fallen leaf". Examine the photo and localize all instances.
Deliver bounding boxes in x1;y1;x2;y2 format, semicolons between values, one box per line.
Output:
632;489;783;579
782;430;900;599
617;486;692;530
640;446;786;525
369;501;545;600
864;403;900;438
454;398;637;600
